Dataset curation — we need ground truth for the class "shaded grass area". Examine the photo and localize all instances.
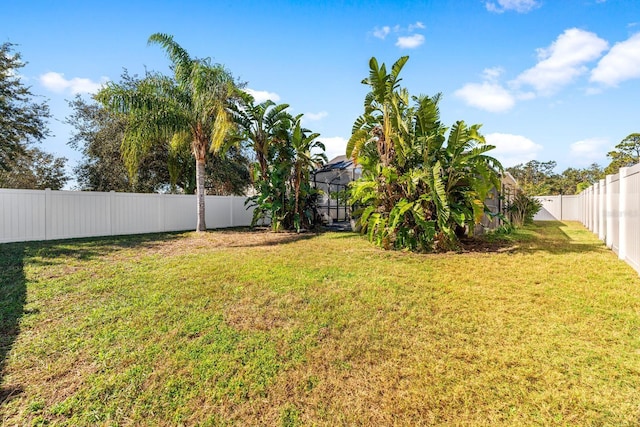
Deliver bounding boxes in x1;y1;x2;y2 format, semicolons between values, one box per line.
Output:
2;222;640;425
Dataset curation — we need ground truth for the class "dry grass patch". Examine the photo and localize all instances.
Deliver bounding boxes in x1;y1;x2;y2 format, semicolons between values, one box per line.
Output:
1;221;640;425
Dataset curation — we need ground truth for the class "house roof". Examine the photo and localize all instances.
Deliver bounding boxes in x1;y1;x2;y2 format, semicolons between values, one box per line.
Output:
314;155;355;173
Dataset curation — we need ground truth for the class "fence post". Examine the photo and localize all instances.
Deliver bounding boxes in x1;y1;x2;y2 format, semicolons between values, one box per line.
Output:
605;175;614;248
231;197;236;227
44;188;52;240
109;190;115;236
598;178;606;241
159;193;166;232
619;167;629;262
591;182;600;234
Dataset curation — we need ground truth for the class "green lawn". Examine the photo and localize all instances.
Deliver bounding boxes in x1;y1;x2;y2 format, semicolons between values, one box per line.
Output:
1;222;640;426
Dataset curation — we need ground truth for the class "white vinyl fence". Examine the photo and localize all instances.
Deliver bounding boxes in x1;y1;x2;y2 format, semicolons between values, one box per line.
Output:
534;163;640;274
0;189;255;244
533;195;582;221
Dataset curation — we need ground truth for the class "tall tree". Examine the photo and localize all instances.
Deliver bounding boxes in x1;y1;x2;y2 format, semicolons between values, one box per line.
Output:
232;94;290;182
506;160;558;195
97;33;239;231
605;133;640;175
289;115;326;230
0;146;68;189
67;94;170;192
348;57;502;252
0;42;51;172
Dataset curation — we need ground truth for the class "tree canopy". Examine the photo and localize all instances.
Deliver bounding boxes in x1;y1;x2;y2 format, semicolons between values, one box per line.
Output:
97;33;243;231
0;42;70;189
605;133;640;175
506;160;604;195
348;56;502;252
0;42;52;172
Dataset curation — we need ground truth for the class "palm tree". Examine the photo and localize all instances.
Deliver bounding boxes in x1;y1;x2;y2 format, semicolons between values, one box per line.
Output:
289;115;326;230
97;33;238;231
232;94;290;183
346;56;409;167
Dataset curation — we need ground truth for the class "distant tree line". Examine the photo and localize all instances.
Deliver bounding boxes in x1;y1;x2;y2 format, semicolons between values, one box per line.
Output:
506;133;640;197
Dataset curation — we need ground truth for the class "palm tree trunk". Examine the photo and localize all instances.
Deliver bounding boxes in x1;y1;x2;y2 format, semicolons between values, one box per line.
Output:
195;157;206;232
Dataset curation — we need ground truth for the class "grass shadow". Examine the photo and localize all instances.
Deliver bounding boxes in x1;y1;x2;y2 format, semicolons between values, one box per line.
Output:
0;242;26;405
510;221;607;255
25;231;187;267
0;231;185;407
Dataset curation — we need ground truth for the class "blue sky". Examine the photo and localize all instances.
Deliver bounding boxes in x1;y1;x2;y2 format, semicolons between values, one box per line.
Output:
4;0;640;186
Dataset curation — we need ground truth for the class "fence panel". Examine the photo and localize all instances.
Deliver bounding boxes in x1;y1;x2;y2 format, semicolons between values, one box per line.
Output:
163;194;198;231
625;164;640;273
0;189;255;244
0;189;46;243
534;196;561;220
607;174;620;253
534;195;581;221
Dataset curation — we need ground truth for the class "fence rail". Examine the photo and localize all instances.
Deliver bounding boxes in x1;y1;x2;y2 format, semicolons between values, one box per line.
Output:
534;163;640;275
0;189;255;244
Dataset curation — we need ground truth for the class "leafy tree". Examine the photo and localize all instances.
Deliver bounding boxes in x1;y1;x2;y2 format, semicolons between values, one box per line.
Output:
234;93;326;232
507;161;604;195
0;146;68;189
232;94;290;182
348;57;502;252
67;94;171;192
97;33;240;231
558;163;603;194
68;94;250;195
289;115;326;230
605;133;640;175
0;42;51;172
506;160;558;195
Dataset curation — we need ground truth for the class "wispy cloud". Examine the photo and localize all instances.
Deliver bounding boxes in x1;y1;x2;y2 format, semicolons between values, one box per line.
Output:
485;0;540;13
454;67;515;112
569;137;610;166
513;28;608;96
396;34;425;49
245;88;281;103
485;133;544;167
454;81;515;113
373;26;391;40
40;72;108;95
408;21;425;32
371;21;426;49
590;32;640;87
304;111;328;121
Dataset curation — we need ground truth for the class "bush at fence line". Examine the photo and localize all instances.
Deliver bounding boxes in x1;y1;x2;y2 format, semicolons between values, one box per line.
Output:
508;193;542;226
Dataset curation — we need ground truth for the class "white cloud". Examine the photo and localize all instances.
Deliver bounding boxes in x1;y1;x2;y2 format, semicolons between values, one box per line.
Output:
316;136;348;162
245;88;281;103
513;28;609;96
569;137;610;166
373;26;391;40
455;81;515;113
304;111;328;121
396;34;425;49
485;133;543;167
485;0;540;13
408;21;426;32
40;72;108;95
372;22;426;48
483;67;505;82
590;32;640;86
